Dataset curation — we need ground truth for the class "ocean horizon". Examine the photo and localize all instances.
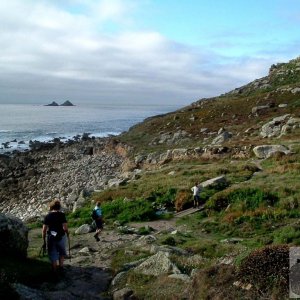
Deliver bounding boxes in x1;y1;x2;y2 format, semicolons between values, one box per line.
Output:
0;103;180;153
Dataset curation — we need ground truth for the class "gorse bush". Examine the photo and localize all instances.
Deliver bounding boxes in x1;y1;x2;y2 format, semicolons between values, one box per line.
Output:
273;226;300;244
0;270;18;300
238;245;289;291
147;187;177;209
102;198;157;224
67;206;92;227
162;236;176;246
174;190;190;211
206;188;278;212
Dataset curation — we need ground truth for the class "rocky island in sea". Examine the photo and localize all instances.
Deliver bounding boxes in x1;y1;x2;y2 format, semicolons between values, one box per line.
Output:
45;100;75;106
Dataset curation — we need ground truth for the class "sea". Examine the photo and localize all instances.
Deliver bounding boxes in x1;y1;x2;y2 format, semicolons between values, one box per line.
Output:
0;103;180;153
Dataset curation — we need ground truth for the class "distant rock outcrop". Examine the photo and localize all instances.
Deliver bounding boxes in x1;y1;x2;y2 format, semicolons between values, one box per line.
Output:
45;101;75;106
45;101;59;106
60;100;75;106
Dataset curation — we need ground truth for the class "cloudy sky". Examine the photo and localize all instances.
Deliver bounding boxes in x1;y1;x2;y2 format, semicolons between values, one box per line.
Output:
1;0;300;105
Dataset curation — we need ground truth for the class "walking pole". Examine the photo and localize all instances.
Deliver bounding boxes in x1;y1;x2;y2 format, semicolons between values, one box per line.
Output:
67;234;71;262
39;242;47;257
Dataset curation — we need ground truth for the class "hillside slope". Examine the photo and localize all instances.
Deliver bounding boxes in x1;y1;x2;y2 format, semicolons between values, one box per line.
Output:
3;56;300;300
120;56;300;154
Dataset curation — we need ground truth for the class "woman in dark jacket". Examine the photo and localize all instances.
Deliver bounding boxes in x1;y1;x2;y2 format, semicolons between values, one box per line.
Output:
42;200;69;272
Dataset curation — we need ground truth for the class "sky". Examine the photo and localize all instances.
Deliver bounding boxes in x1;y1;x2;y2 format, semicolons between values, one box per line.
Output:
0;0;300;105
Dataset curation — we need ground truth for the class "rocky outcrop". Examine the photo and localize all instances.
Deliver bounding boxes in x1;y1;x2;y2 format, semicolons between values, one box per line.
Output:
60;100;74;106
224;56;300;96
260;114;291;138
0;213;28;258
281;117;300;135
45;101;59;106
259;114;300;138
45;101;74;106
150;130;190;146
132;146;251;169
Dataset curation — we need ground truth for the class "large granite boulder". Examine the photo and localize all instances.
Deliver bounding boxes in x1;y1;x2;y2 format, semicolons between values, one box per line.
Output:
0;213;28;258
253;145;291;159
201;175;228;188
133;251;181;276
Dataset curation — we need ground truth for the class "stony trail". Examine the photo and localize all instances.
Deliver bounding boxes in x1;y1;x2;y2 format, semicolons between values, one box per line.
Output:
20;207;199;299
22;228;141;299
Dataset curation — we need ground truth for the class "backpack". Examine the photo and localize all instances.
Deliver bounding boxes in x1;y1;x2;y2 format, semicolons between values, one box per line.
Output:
91;209;98;220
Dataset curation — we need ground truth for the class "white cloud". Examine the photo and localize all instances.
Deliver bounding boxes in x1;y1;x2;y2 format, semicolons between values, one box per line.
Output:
91;0;130;21
0;0;293;105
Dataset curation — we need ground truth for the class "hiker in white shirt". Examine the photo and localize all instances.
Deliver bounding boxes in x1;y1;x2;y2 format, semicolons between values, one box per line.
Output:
191;182;201;208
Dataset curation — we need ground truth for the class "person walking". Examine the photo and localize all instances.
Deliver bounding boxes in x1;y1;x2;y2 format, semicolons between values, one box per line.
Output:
191;182;201;208
42;199;69;273
92;202;103;242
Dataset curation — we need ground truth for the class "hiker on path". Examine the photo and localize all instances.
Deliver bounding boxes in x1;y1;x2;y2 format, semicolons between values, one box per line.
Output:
93;202;103;242
191;182;201;208
42;200;69;273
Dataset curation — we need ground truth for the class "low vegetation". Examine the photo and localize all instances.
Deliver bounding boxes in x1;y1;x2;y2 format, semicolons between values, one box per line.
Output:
5;57;300;299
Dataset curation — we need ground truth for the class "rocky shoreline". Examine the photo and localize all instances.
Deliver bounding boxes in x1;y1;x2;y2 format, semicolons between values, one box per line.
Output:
0;136;131;221
2;112;297;222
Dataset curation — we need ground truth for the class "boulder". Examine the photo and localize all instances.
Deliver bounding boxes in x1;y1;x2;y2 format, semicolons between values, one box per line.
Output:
201;175;227;188
172;148;188;159
113;288;134;300
253;145;291;159
0;213;28;258
75;224;92;235
251;105;269;114
291;87;300;94
133;251;181;276
168;273;191;282
211;131;232;145
278;104;288;108
111;271;128;286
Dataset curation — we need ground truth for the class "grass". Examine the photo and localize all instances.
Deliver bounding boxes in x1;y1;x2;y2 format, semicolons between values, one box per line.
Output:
124;271;187;300
110;248;151;274
4;58;300;300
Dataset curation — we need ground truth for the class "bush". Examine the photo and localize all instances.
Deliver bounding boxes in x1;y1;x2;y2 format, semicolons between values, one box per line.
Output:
0;270;18;299
273;226;300;244
206;188;278;212
147;188;177;209
67;206;92;227
174;190;191;211
206;189;231;211
138;226;152;235
186;264;238;300
102;198;156;224
238;245;289;292
162;236;176;246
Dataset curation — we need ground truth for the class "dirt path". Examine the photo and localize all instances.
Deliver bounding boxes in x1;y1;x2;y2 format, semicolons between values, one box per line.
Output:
24;210;197;299
25;228;140;299
129;207;202;233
